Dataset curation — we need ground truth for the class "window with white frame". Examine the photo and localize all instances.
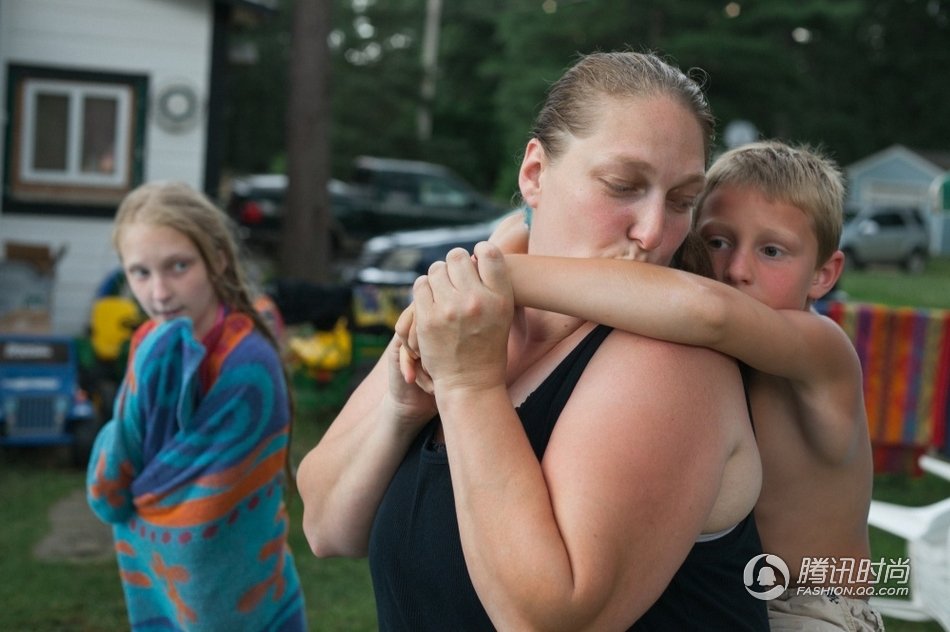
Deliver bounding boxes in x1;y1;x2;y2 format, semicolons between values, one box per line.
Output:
20;80;132;187
4;66;146;214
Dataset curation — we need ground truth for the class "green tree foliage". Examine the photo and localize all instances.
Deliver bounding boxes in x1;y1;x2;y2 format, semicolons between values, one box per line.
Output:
223;0;950;205
224;3;292;175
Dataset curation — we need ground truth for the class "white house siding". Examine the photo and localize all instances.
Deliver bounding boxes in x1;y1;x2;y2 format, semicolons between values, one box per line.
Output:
845;146;944;212
0;216;121;333
0;0;214;335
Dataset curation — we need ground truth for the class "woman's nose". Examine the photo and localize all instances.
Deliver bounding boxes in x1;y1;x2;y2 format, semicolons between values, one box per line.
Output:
628;199;665;252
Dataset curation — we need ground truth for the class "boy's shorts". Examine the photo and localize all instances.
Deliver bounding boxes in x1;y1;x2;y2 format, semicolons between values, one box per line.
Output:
767;588;885;631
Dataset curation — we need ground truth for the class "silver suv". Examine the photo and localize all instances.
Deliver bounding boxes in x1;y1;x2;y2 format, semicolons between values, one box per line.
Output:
840;206;930;273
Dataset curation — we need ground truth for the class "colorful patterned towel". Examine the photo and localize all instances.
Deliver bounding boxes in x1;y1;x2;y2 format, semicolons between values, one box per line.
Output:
87;315;305;631
815;300;950;475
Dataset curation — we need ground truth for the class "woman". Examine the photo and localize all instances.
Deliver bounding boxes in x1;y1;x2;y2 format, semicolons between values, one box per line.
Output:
86;182;306;631
299;51;766;631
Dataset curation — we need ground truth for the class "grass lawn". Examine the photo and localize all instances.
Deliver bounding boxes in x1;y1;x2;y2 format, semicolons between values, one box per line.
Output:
0;402;377;632
838;255;950;309
1;258;948;630
4;426;950;631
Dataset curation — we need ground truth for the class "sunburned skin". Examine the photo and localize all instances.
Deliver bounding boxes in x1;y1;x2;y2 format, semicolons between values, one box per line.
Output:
484;183;874;594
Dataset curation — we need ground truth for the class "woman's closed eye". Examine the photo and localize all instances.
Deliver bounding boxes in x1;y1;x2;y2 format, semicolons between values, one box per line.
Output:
668;195;697;214
601;177;647;196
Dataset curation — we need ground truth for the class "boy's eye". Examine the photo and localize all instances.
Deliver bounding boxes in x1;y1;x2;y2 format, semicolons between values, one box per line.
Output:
706;236;730;250
126;267;148;281
762;245;783;258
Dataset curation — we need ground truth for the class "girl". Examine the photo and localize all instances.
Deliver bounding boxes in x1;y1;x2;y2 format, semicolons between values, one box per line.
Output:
86;182;306;631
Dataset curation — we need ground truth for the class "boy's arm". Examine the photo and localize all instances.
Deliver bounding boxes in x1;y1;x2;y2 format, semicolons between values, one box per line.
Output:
489;210;529;254
505;254;860;396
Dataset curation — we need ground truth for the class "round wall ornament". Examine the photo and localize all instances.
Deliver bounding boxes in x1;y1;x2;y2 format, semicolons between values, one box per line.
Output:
154;82;201;133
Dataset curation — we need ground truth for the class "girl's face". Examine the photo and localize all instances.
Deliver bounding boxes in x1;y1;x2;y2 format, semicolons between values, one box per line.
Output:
118;222;222;340
520;94;706;266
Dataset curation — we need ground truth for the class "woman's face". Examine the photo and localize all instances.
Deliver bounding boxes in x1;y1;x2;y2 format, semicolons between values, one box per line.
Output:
118;222;222;340
521;94;706;266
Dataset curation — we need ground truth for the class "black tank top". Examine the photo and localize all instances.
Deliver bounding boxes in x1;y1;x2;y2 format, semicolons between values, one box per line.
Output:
369;325;768;631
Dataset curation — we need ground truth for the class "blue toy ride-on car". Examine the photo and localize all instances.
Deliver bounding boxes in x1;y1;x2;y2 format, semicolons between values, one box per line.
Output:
0;334;100;467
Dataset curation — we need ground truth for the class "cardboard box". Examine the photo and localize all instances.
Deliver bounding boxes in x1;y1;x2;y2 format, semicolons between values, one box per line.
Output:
4;241;65;276
0;241;63;334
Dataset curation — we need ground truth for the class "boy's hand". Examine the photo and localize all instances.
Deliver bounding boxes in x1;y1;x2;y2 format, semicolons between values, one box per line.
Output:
489;210;529;255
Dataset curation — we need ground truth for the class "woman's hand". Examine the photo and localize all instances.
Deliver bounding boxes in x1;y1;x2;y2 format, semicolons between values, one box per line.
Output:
411;241;514;396
383;331;437;432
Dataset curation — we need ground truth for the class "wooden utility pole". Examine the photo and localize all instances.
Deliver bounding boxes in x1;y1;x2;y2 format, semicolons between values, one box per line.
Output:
417;0;442;141
282;0;332;282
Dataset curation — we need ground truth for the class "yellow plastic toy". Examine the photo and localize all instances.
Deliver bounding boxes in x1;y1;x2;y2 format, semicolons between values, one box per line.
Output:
89;296;143;362
288;317;353;379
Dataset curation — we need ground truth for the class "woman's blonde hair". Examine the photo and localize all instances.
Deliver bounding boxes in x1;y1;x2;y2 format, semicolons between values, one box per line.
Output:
531;50;716;165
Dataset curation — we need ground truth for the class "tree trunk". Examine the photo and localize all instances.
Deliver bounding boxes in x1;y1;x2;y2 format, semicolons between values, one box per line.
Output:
282;0;332;283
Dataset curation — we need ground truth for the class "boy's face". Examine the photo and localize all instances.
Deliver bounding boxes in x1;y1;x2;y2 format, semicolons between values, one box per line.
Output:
696;184;829;310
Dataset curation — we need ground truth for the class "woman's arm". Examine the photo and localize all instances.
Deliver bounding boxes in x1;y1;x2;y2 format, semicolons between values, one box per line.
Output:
297;335;437;557
505;254;854;385
412;243;752;629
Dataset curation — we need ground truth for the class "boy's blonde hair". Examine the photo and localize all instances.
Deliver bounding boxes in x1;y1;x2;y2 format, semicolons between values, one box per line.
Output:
695;140;845;266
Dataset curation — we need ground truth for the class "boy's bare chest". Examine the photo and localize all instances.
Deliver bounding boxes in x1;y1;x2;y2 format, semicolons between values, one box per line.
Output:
747;375;823;478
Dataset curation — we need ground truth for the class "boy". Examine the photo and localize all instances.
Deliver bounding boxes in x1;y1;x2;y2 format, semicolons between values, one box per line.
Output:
436;141;883;630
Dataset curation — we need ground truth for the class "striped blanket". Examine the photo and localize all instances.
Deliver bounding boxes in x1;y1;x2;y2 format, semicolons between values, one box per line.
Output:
816;300;950;475
86;314;305;631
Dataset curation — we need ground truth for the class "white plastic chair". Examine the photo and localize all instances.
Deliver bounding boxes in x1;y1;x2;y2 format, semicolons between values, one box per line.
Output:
867;454;950;630
921;454;950;483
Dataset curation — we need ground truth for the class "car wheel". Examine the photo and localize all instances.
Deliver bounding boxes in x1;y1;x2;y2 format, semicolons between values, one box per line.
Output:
903;250;927;274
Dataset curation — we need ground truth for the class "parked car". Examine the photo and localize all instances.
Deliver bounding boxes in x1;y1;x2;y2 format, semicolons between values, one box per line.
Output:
226;156;504;256
346;156;504;236
840;206;930;273
348;215;508;330
226;174;361;254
